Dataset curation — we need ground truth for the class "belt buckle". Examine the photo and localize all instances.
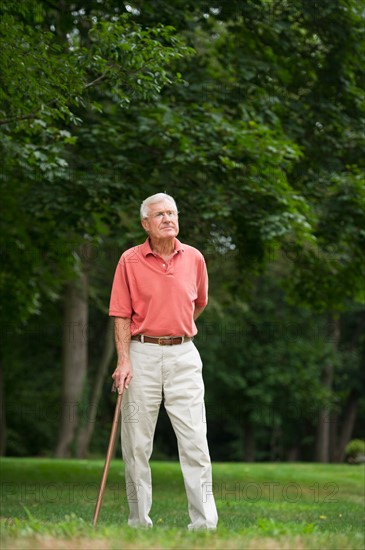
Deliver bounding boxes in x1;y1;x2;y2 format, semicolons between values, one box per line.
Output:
158;337;173;345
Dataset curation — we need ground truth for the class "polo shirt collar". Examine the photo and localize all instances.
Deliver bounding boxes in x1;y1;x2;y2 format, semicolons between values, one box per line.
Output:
141;237;184;257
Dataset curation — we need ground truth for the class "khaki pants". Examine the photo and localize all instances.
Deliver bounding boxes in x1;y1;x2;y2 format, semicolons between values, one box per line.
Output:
121;339;218;530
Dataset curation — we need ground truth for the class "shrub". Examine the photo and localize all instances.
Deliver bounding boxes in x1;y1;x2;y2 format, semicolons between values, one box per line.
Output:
345;439;365;463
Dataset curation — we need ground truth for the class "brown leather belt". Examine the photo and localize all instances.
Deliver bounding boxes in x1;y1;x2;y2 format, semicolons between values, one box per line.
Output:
131;335;192;345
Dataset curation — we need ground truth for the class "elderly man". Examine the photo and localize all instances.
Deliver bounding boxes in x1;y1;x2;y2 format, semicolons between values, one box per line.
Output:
109;192;218;530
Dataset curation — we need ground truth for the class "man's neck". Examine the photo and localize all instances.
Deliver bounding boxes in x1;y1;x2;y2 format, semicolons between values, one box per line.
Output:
149;237;176;258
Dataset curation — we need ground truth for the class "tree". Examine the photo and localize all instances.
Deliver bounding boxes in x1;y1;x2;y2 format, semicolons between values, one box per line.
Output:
0;0;193;456
2;0;364;460
196;252;335;462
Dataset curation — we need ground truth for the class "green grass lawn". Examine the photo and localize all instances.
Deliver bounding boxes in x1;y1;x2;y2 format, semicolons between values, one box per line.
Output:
0;458;364;549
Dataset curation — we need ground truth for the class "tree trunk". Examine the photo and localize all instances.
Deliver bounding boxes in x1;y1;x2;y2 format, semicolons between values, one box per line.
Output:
329;412;338;463
76;317;115;458
270;424;282;461
315;316;340;463
244;420;255;462
286;446;300;462
333;311;365;462
335;389;359;463
0;358;6;455
54;271;89;457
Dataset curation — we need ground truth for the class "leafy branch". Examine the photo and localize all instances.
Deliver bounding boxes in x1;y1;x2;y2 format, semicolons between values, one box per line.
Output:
0;13;194;126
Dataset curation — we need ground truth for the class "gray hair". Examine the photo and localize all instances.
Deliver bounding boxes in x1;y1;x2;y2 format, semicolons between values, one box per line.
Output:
140;193;178;220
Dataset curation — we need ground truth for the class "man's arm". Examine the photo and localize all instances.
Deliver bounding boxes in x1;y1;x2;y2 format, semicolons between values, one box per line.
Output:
112;317;133;394
194;254;208;322
194;305;206;321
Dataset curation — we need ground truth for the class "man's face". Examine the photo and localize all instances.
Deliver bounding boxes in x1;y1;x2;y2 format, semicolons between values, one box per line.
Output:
141;200;179;240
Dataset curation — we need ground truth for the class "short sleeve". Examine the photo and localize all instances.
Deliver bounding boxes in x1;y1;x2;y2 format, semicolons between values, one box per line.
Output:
195;255;208;307
109;256;133;317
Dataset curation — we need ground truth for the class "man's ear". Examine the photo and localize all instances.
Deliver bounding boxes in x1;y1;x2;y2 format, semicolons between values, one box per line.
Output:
141;219;149;233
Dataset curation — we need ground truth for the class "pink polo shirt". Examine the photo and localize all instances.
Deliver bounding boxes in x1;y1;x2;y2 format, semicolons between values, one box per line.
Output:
109;238;208;337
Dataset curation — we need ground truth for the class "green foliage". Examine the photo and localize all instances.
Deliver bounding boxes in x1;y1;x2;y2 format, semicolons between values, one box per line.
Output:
0;2;193;126
287;170;365;311
0;5;83;127
345;440;365;460
198;262;337;460
0;0;193;325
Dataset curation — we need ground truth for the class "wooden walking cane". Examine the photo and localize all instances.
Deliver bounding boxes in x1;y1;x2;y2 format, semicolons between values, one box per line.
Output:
93;384;123;526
